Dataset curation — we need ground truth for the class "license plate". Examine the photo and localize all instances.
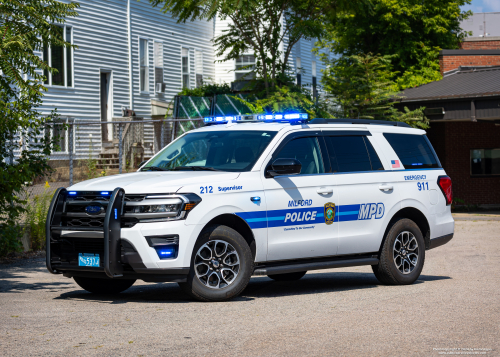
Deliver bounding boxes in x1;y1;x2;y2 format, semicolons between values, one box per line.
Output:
78;253;100;267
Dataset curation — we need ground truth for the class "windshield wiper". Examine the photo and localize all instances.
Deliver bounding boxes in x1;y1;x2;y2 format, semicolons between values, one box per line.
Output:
172;166;222;171
141;166;168;171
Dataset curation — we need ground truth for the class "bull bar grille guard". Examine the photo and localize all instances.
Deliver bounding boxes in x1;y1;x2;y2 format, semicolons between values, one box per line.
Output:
46;187;126;278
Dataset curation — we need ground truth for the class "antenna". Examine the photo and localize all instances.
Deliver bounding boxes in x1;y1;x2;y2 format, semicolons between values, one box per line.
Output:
484;13;486;37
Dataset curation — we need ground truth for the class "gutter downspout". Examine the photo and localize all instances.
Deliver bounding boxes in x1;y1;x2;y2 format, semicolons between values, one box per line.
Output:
471;100;476;122
127;0;133;111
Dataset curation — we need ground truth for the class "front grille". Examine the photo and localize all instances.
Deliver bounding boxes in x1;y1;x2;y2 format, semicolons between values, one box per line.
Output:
71;238;104;253
62;192;145;228
66;216;105;228
51;237;138;271
52;238;105;265
124;195;146;202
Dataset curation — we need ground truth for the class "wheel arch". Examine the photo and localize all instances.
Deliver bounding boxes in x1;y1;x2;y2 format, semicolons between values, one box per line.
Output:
202;214;257;261
379;207;431;253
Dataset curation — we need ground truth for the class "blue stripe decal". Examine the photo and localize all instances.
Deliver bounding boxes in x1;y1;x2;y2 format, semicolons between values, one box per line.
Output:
337;204;360;222
235;202;384;229
236;211;267;229
337;210;359;216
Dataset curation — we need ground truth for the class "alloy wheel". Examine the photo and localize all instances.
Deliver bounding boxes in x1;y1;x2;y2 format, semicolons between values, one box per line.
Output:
194;240;240;289
393;231;419;275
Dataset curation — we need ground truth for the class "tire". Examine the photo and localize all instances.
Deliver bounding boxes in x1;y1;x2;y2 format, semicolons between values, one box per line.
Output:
179;225;253;302
372;218;425;285
268;271;307;281
73;276;136;294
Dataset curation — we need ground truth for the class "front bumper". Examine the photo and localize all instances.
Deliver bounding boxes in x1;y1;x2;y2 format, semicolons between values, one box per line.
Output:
46;187;191;282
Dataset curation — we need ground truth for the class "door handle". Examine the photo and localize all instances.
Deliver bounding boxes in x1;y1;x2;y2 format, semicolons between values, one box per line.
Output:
379;184;394;192
317;187;333;194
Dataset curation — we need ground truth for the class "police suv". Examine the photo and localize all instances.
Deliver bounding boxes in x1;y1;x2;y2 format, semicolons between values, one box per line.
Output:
46;114;454;302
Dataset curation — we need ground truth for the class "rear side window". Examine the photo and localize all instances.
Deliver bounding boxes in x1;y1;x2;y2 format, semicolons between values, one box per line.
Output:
383;133;440;169
275;136;325;175
326;136;384;173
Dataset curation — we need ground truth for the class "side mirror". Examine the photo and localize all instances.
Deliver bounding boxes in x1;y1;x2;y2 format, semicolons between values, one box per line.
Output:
138;160;148;168
267;158;302;177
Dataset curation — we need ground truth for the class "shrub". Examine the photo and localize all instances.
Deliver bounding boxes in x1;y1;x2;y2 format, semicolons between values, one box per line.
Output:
24;182;55;251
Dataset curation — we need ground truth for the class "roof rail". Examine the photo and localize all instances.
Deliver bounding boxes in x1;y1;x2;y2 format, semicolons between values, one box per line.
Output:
310;118;412;128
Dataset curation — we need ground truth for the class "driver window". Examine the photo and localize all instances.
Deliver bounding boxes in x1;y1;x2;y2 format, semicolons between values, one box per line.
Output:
275;136;325;175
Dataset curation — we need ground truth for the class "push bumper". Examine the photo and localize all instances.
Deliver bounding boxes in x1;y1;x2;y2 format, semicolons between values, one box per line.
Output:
45;187;189;282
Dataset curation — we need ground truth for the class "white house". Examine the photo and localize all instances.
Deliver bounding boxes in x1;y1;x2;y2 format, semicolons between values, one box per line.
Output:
38;0;324;162
214;15;325;94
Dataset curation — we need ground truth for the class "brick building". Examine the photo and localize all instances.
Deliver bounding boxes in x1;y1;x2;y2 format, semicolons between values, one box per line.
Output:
439;49;500;74
396;37;500;207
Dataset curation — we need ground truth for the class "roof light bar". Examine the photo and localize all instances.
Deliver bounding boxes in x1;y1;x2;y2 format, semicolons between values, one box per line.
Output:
204;115;246;124
256;113;308;124
204;113;309;125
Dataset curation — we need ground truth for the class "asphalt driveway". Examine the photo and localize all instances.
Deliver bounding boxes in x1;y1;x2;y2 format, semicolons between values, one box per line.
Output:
1;220;499;356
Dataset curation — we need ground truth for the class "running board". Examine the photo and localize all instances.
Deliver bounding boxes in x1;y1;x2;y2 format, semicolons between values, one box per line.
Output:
253;257;379;276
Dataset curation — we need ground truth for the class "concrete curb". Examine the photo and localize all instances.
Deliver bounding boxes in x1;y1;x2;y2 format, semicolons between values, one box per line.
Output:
453;213;500;221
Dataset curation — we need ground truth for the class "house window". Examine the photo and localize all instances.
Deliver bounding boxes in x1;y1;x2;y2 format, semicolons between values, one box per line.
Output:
49;119;75;154
312;61;317;98
182;48;190;89
43;25;73;87
195;50;203;88
52;122;67;152
154;41;164;93
235;54;255;81
140;39;149;92
471;149;500;175
296;57;302;86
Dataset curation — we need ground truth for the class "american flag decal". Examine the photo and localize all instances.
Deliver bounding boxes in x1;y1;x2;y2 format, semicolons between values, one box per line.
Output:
391;160;400;168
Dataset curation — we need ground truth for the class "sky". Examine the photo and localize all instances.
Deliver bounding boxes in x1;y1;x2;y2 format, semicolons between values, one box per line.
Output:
461;0;500;13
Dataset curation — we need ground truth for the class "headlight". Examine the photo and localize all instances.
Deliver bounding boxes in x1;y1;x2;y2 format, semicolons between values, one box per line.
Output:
123;194;201;223
130;204;181;214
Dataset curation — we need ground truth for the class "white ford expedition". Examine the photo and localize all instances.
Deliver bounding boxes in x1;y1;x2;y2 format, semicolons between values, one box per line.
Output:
46;115;454;302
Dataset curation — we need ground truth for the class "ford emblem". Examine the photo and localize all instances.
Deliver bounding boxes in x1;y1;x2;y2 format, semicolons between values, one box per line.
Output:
85;205;102;215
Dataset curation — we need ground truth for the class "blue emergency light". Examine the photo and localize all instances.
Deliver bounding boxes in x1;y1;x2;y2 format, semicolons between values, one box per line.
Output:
204;115;245;124
204;113;309;125
154;246;177;259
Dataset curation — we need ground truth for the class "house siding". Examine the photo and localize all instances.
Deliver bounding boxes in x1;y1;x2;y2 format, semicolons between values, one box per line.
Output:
37;1;325;160
38;0;215;159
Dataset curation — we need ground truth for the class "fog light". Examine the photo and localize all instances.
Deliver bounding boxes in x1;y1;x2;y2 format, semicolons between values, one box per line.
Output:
154;245;178;260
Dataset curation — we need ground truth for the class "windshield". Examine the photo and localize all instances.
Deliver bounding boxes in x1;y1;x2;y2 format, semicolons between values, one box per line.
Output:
142;130;277;172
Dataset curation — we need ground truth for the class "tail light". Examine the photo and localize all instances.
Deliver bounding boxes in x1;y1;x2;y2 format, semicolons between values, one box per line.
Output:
437;176;453;205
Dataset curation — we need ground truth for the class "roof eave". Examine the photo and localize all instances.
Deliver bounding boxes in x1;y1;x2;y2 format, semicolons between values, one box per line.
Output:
399;92;500;103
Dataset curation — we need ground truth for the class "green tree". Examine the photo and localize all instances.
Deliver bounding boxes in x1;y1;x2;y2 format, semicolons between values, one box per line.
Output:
316;0;472;89
0;0;79;255
178;82;232;97
235;84;331;119
319;53;428;128
150;0;368;95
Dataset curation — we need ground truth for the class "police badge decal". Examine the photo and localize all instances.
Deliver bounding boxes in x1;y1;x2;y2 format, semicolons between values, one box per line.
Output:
324;202;335;225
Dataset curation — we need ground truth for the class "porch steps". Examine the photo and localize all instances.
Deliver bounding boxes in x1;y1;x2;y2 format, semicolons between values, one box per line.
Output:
96;152;119;170
97;140;119;170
